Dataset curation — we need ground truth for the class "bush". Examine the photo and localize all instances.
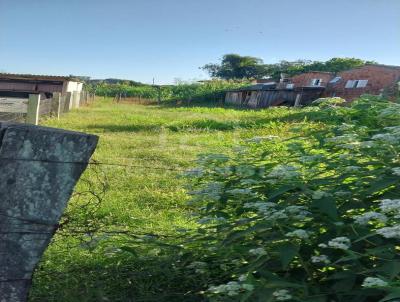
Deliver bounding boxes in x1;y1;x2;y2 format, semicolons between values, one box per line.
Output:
88;80;250;104
184;96;400;301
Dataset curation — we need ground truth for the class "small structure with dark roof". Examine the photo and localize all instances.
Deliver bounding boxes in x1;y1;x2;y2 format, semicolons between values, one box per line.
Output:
225;83;324;108
0;73;83;99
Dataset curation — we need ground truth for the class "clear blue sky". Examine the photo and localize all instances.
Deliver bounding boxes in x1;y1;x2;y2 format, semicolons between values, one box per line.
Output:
0;0;399;84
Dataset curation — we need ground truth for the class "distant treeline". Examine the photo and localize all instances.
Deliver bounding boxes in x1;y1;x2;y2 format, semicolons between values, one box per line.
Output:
85;56;377;103
86;80;250;103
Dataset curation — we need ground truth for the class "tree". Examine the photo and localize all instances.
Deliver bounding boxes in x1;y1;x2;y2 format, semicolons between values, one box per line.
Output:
202;55;376;80
201;54;269;80
322;57;374;73
265;58;376;80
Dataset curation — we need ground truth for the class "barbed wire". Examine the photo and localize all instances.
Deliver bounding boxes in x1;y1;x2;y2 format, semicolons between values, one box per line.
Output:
0;156;187;172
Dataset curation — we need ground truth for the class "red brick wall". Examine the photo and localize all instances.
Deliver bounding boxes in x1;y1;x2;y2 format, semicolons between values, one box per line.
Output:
290;72;334;88
324;65;400;101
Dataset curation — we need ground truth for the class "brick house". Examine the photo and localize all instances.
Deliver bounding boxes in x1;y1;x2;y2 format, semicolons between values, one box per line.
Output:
323;64;400;101
225;64;400;108
289;71;334;89
286;64;400;101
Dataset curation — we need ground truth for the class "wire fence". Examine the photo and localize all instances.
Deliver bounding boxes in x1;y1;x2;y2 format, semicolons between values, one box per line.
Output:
0;91;95;124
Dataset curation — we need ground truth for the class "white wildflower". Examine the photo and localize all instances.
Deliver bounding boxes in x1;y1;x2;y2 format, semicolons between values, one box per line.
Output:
300;155;322;163
378;105;400;120
244;202;276;215
338;154;352;160
249;247;267;256
372;133;400;144
267;165;300;180
359;140;376;148
240;179;259;185
247;135;279;143
184;168;204;177
338;142;360;149
273;289;292;301
198;217;212;224
242;283;254;291
190;182;223;201
226;188;254;195
187;261;207;274
376;225;400;239
286;229;310;239
318;243;328;248
268;210;288;220
311;255;330;264
392;167;400;176
328;237;351;250
337;123;355;131
344;166;361;173
325;134;358;144
385;126;400;133
334;191;351;197
379;199;400;213
214;167;232;177
208;280;253;296
362;277;388;288
354;212;387;225
238;274;247;282
312;190;329;200
285;206;310;219
198;216;226;225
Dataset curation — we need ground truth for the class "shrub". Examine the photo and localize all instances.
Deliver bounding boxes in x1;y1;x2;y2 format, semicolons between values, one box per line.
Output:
88;80;250;104
184;97;400;301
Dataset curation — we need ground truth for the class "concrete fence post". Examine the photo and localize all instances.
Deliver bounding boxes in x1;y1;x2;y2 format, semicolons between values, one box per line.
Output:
65;92;72;111
0;123;98;302
52;92;61;119
26;94;41;125
72;91;80;109
294;93;302;107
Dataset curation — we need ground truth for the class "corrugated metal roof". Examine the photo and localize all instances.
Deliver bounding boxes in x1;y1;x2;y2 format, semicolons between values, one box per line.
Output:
0;73;82;82
228;83;277;92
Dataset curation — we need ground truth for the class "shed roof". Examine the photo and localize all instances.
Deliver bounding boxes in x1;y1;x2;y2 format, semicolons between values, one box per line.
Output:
0;73;82;82
228;83;276;92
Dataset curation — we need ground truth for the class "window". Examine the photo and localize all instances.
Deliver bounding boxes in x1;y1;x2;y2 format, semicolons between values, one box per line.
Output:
345;80;355;88
357;80;368;88
329;76;342;84
310;78;322;86
345;80;368;88
286;83;294;89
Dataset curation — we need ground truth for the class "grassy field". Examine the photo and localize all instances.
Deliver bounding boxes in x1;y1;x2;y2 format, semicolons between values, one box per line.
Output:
29;98;328;302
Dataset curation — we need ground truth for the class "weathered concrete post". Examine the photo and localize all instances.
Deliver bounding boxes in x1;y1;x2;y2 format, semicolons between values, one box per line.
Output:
72;91;80;109
66;92;73;110
0;123;98;302
294;93;302;107
26;94;41;125
52;92;61;119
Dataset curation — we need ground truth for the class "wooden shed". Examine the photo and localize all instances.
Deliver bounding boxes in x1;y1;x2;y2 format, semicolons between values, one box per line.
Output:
0;73;83;99
225;84;324;108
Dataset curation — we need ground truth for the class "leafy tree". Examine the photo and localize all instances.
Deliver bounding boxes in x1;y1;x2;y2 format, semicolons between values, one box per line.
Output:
201;54;269;80
203;55;376;80
323;57;374;73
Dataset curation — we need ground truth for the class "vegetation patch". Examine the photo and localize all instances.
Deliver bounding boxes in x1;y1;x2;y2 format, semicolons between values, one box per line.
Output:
30;96;400;302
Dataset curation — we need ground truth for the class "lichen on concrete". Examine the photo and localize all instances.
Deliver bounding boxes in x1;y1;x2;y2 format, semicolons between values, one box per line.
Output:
0;123;98;302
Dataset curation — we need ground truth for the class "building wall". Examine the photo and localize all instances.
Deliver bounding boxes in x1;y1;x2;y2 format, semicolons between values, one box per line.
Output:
225;88;323;108
324;65;400;101
62;81;83;94
290;72;334;88
0;81;63;98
